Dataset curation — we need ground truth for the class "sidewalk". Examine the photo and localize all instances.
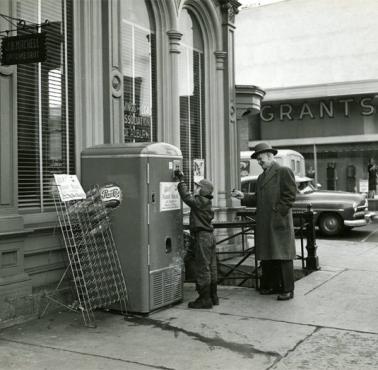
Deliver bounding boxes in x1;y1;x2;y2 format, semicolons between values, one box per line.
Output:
1;238;378;369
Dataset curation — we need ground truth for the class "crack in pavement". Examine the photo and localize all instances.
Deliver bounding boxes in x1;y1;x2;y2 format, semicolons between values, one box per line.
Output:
304;268;347;295
0;337;175;370
170;307;378;336
265;326;320;370
124;314;282;361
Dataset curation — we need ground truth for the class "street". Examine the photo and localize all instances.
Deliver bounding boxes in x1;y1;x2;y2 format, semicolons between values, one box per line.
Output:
2;235;378;370
318;219;378;243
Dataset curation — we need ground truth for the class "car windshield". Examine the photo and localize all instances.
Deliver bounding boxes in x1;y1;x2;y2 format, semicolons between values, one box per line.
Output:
297;181;316;194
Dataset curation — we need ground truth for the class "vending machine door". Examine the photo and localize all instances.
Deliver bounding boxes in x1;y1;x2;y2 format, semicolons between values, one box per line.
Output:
147;157;183;310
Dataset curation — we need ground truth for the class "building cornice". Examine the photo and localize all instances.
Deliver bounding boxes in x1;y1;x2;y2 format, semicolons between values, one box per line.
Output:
249;134;378;148
263;80;378;102
236;85;265;97
236;85;265;116
219;0;241;24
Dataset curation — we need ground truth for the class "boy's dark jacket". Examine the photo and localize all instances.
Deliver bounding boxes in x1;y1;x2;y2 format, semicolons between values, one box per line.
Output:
177;181;214;232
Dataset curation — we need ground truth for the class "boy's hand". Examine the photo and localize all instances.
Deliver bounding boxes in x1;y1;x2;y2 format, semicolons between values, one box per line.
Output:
174;170;184;181
231;189;244;200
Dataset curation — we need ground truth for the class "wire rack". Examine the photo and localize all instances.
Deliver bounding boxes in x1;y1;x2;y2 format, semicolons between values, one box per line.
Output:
50;185;128;327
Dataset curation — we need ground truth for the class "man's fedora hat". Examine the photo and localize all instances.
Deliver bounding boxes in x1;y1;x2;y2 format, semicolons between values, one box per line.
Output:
251;142;278;159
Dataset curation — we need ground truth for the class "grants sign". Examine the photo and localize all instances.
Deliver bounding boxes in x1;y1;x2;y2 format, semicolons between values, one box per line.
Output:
260;96;376;122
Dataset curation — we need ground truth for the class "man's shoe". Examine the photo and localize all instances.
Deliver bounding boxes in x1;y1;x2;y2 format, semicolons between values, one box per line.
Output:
277;292;294;301
259;288;276;295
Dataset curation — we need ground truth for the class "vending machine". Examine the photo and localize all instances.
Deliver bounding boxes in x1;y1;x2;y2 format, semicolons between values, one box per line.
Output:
81;143;183;313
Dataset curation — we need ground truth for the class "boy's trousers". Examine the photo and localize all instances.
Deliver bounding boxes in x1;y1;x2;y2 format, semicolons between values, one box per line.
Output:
192;231;217;288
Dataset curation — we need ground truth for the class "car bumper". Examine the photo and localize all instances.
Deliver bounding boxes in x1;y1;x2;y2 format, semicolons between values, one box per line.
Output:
344;212;376;227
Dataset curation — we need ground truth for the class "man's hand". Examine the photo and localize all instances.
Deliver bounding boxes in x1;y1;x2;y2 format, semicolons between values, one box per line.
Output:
174;169;184;181
231;189;244;200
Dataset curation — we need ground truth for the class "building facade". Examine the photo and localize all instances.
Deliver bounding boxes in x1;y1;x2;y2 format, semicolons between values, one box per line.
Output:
235;0;378;193
0;0;241;323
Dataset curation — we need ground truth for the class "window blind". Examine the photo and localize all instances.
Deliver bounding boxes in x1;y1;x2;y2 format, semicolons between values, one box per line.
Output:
121;19;156;143
17;0;75;211
179;47;206;189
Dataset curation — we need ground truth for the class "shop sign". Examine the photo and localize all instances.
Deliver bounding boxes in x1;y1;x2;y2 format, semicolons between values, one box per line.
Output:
261;96;376;122
1;33;46;65
124;102;151;141
160;182;180;212
54;174;86;202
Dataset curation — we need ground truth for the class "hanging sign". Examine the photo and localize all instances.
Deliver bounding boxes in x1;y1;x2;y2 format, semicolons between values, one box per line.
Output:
1;32;47;65
54;174;86;202
160;182;180;212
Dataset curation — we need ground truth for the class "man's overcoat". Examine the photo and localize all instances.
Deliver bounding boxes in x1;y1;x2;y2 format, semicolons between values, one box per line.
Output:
243;161;297;260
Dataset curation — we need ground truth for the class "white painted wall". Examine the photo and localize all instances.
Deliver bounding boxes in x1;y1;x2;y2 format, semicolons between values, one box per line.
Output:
236;0;378;89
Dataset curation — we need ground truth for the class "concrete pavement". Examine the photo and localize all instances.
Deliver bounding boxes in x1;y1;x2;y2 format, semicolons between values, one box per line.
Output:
1;237;378;369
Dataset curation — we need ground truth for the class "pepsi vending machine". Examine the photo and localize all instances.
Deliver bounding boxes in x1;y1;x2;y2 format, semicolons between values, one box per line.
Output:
81;143;183;313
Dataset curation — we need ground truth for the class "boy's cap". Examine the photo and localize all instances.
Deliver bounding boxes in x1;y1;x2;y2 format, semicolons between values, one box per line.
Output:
195;179;214;196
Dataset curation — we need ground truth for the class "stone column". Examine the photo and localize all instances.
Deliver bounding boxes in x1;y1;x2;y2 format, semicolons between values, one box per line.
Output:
219;0;241;206
102;0;123;144
0;2;32;310
214;50;228;208
74;0;106;158
166;30;183;148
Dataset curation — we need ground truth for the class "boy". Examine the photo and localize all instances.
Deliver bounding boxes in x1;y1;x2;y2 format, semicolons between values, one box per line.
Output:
174;170;218;309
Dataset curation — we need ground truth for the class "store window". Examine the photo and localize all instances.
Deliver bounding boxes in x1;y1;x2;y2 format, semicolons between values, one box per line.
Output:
178;8;206;187
286;143;378;193
17;0;75;211
121;0;156;143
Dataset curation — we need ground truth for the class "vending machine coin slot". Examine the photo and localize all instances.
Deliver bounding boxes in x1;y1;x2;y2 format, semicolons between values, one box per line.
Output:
165;237;172;254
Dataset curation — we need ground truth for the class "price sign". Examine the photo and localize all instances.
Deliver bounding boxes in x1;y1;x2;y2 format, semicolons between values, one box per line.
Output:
54;174;86;202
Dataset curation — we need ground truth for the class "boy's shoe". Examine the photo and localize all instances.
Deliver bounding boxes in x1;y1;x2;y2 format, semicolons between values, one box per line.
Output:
188;297;213;309
210;282;219;305
188;285;213;309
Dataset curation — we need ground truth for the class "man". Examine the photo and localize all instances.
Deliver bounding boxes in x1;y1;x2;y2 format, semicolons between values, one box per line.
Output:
174;170;218;309
232;142;297;300
368;158;377;199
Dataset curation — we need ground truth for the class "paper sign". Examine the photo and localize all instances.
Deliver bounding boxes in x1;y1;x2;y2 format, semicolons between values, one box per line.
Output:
193;159;205;183
359;179;369;193
54;174;86;202
160;182;181;212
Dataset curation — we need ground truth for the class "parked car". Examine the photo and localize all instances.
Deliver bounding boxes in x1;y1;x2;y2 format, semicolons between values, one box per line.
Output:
241;149;305;178
240;175;375;236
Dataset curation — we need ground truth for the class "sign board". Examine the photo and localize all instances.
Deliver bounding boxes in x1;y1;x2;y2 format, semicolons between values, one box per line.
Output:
54;174;86;202
193;159;205;183
100;184;122;209
359;179;369;193
160;182;180;212
1;32;47;65
124;102;151;142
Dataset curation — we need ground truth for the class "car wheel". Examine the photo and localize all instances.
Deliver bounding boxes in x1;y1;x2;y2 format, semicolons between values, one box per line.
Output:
318;213;343;236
